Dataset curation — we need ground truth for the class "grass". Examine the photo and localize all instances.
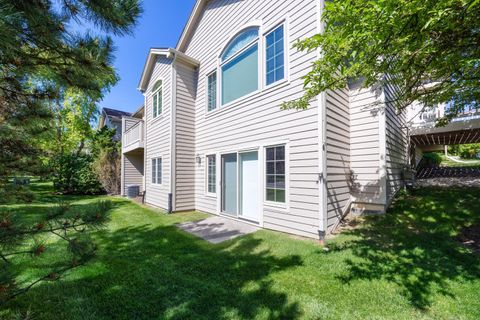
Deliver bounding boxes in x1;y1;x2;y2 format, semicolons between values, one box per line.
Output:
1;182;480;319
440;154;480;168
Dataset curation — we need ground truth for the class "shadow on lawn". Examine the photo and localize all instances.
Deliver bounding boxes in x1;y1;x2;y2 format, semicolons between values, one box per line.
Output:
329;187;480;310
11;224;302;319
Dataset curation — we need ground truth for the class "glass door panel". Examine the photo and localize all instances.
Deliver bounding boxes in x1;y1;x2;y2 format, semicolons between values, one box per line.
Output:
221;153;238;216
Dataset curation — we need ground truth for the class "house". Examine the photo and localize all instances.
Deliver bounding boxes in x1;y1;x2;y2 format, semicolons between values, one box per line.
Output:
99;107;132;141
121;0;409;240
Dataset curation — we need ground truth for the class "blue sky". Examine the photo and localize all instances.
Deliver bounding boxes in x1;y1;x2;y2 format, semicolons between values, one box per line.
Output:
98;0;196;113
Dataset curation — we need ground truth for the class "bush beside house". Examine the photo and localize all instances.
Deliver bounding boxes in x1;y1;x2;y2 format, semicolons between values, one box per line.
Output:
53;154;104;195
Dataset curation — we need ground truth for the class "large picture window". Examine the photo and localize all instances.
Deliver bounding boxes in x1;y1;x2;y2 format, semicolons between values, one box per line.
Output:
152;158;162;185
152;80;162;118
207;155;216;194
221;27;259;105
265;146;285;203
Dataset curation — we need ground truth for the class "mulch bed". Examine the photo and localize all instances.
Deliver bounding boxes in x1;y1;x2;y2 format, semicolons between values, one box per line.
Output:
457;224;480;255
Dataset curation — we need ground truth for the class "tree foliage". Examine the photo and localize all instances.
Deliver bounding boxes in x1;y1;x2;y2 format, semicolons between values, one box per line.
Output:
0;0;142;180
91;127;122;195
284;0;480;121
52;153;104;195
0;0;141;304
449;143;480;159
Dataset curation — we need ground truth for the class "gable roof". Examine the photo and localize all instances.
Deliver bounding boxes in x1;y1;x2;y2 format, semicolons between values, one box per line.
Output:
176;0;208;52
138;48;200;92
103;107;132;120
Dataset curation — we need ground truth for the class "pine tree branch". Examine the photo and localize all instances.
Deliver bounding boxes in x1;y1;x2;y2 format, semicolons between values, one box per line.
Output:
2;262;86;306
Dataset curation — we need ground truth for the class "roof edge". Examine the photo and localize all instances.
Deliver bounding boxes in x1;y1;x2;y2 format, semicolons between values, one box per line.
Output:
176;0;207;52
138;48;200;93
137;48;172;92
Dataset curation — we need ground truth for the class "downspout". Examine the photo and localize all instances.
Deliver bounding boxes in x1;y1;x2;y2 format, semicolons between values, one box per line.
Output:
317;0;328;241
378;81;388;208
121;117;126;196
168;52;177;213
143;92;147;204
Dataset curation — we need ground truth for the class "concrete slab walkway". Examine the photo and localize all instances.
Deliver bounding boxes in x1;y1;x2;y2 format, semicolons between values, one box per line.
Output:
177;216;259;244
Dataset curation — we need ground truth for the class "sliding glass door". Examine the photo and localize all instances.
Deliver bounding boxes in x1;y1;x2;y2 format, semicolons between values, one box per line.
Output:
239;151;259;221
221;153;238;215
221;151;260;222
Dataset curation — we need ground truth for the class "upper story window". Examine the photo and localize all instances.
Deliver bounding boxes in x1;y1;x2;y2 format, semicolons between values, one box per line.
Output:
221;27;259;105
266;25;285;86
207;72;217;111
206;22;287;112
152;80;163;118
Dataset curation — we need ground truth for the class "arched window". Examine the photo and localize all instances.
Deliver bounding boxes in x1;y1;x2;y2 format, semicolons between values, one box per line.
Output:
221;27;259;105
151;80;162;118
221;28;259;61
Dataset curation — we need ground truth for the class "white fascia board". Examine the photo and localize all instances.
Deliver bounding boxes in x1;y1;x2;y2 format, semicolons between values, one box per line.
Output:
169;48;200;68
137;48;171;92
176;0;207;52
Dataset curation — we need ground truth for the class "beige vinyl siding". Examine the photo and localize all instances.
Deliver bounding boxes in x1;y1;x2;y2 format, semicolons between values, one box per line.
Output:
123;152;144;194
325;88;351;231
144;57;173;210
124;117;139;131
184;0;321;238
384;82;407;202
174;62;197;211
349;81;383;204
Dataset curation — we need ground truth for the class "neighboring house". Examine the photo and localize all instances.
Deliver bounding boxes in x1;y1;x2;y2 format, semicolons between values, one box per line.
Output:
99;107;132;141
121;0;410;240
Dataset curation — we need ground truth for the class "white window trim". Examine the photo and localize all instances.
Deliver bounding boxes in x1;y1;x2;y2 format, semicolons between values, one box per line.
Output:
263;19;289;90
203;18;290;118
151;79;164;119
205;71;218;113
151;157;163;185
263;143;289;210
205;154;217;197
219;35;261;107
216;22;263;109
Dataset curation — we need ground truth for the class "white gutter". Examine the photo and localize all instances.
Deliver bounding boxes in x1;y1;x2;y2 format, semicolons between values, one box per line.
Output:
168;48;200;67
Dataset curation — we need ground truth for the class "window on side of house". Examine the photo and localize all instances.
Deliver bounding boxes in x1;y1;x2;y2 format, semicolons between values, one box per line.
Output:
206;155;216;194
152;80;163;118
152;157;162;185
221;27;259;105
265;24;285;86
265;145;286;203
207;72;217;112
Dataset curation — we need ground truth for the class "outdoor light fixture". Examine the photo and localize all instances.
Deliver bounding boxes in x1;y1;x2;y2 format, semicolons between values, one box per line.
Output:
196;154;201;164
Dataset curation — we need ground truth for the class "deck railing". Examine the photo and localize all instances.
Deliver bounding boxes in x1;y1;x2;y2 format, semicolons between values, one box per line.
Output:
410;104;480;127
123;120;144;149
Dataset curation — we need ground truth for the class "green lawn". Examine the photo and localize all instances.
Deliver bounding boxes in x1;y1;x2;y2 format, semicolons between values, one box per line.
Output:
440;154;480;168
1;182;480;319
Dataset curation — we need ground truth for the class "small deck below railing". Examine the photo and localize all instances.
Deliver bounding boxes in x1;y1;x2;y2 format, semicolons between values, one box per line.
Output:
123;119;144;154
